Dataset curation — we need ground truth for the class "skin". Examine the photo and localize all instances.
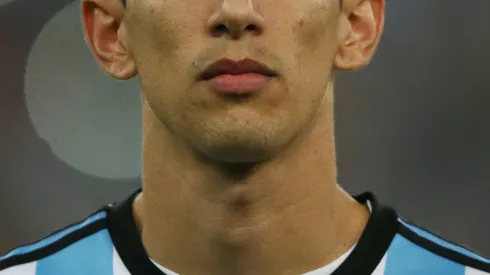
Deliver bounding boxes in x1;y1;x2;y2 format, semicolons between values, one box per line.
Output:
81;0;385;274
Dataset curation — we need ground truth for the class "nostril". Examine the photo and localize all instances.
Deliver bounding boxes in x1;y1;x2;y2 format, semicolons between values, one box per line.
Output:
215;24;228;32
245;25;258;32
209;23;262;38
210;24;229;37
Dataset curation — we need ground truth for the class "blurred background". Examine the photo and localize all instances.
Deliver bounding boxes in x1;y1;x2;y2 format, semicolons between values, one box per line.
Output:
1;0;489;256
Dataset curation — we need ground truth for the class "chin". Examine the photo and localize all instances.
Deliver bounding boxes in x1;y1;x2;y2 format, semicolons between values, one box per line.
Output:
206;146;274;163
193;134;284;164
183;116;282;163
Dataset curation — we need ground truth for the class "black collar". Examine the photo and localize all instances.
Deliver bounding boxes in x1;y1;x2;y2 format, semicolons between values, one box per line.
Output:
107;189;398;275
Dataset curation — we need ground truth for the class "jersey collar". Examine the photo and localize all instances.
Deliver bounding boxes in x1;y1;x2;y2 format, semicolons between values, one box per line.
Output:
106;189;398;275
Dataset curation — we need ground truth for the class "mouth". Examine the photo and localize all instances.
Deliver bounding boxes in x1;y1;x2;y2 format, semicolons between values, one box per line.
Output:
198;58;278;95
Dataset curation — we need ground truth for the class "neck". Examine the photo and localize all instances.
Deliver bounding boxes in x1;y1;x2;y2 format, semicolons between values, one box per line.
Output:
134;86;369;275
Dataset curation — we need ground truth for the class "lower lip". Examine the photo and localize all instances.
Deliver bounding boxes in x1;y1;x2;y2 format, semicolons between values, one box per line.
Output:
206;73;270;94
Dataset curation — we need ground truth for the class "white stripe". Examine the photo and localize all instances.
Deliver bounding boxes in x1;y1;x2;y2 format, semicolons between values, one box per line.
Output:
0;262;36;275
465;266;490;275
303;245;356;275
112;247;131;275
151;259;179;275
371;253;388;275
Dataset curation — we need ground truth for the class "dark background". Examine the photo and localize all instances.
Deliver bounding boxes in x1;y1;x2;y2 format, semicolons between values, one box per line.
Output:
1;0;489;256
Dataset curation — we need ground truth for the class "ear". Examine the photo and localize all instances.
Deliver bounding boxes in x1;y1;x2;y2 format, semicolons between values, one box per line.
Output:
334;0;385;71
81;0;137;79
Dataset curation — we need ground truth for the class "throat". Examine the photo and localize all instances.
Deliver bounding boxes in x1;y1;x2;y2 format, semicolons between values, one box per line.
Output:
136;184;369;275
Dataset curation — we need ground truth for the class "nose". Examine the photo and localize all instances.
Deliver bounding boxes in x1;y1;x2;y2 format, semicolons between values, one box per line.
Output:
207;0;265;39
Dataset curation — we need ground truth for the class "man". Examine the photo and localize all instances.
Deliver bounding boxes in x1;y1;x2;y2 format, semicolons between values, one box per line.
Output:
1;0;489;274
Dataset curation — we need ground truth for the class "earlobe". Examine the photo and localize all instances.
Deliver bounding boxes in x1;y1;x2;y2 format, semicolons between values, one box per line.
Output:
334;0;384;71
334;45;365;71
81;0;136;79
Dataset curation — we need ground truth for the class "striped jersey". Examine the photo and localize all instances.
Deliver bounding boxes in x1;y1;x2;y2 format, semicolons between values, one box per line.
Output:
1;190;489;275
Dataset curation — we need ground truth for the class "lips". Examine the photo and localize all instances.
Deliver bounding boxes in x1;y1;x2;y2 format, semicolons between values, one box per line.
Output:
198;58;277;95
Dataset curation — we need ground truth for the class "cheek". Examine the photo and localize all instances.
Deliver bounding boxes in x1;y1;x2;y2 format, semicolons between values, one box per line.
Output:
294;3;339;58
127;0;214;57
126;3;198;100
126;0;216;88
127;10;180;63
285;4;339;88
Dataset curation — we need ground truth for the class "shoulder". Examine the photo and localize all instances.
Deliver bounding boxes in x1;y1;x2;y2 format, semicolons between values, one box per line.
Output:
0;208;113;275
387;216;490;274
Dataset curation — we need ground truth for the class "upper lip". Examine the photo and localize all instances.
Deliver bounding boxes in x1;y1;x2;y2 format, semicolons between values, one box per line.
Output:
198;58;277;80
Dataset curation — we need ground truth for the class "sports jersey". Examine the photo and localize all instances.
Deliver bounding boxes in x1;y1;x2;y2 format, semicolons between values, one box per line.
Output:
1;189;489;275
150;235;356;274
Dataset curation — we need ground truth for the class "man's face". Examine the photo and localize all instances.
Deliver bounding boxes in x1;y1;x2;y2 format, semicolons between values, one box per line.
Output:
85;0;383;162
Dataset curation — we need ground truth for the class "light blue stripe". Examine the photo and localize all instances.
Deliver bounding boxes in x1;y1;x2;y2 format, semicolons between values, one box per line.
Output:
36;229;113;275
399;218;490;264
0;211;107;262
385;234;465;275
